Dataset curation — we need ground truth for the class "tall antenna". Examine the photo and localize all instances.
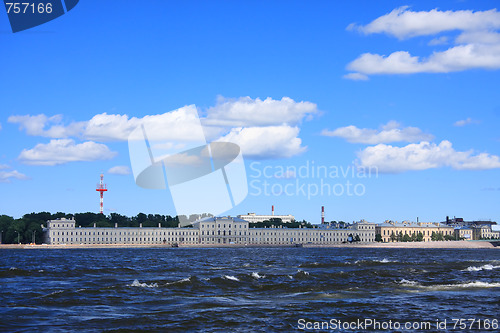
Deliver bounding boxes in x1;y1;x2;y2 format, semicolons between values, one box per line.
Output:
96;173;107;214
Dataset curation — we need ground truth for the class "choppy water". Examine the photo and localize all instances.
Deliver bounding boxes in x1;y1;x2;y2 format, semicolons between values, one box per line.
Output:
1;248;499;332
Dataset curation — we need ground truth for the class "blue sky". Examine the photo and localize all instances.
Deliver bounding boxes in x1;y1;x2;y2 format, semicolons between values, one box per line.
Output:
1;0;499;227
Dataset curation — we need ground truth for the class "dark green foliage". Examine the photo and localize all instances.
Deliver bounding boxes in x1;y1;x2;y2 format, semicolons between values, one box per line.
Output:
0;211;184;244
249;218;313;229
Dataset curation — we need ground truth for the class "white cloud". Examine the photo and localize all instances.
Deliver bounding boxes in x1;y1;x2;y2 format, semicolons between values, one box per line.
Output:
0;169;29;183
357;140;500;173
454;117;480;127
8;114;85;138
428;36;449;46
19;139;117;166
345;7;500;78
108;166;131;175
11;97;316;162
342;72;369;81
85;105;203;142
203;96;318;128
322;121;434;144
346;43;500;76
218;125;306;159
350;7;500;39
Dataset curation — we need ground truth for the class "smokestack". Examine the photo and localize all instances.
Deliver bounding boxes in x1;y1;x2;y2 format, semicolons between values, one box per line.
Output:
321;206;325;224
272;205;274;216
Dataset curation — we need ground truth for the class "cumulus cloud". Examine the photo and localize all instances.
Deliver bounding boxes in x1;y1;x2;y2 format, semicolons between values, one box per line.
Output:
454;118;480;127
321;121;434;144
85;106;204;142
203;96;317;128
108;165;131;175
19;139;117;166
0;166;28;183
357;140;500;173
345;7;500;79
11;97;315;161
218;125;306;159
8;114;85;138
349;7;500;39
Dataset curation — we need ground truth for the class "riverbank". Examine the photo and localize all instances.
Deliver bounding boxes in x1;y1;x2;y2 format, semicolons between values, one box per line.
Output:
0;240;498;249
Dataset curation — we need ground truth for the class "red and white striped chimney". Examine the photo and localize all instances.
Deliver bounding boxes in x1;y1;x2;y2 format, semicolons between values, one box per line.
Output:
321;206;325;224
272;205;274;216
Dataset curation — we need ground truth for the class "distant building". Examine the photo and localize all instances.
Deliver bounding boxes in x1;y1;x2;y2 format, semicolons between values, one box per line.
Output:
444;216;497;228
454;226;473;240
376;221;454;242
237;212;295;223
43;216;376;246
472;225;500;240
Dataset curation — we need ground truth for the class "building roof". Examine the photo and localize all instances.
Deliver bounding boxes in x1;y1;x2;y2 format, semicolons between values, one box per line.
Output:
192;216;248;224
377;222;451;228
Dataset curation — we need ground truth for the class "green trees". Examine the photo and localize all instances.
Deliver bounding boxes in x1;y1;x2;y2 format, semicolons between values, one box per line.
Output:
249;219;313;229
0;212;185;244
375;234;383;242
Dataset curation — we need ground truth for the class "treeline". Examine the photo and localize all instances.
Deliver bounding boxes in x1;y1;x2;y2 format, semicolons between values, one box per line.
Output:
0;212;213;244
249;218;314;229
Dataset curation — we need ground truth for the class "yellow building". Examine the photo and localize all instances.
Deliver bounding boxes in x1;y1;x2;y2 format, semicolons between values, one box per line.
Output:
376;221;454;242
472;225;500;240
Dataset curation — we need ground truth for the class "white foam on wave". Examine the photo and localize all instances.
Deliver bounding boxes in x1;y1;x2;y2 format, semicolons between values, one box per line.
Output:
464;264;500;272
377;258;397;263
166;277;191;285
40;290;65;298
251;272;265;279
129;279;158;288
296;269;310;276
397;279;500;290
398;279;419;286
223;275;240;281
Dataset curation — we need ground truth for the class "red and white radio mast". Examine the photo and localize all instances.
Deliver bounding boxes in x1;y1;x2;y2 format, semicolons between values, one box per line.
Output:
96;173;107;214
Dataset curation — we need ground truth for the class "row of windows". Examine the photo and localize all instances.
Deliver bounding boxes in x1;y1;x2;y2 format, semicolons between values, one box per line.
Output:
380;229;453;236
201;224;246;229
50;230;197;236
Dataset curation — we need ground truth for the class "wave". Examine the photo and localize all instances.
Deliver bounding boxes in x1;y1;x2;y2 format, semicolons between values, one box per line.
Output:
222;275;239;282
463;264;500;272
165;276;192;286
397;279;419;286
129;279;158;288
354;258;397;264
251;272;265;279
397;279;500;290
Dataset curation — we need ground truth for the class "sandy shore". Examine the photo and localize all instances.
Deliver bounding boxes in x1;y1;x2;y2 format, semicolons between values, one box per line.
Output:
0;240;498;249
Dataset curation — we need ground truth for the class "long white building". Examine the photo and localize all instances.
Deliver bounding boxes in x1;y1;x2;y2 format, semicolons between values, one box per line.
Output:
237;213;295;223
43;217;376;246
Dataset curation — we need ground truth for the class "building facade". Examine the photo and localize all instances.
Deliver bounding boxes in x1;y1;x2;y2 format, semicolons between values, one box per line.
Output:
472;225;500;240
376;221;455;242
43;217;376;246
237;213;295;223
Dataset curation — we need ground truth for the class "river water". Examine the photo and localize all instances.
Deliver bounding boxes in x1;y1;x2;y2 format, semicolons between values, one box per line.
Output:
1;247;499;332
